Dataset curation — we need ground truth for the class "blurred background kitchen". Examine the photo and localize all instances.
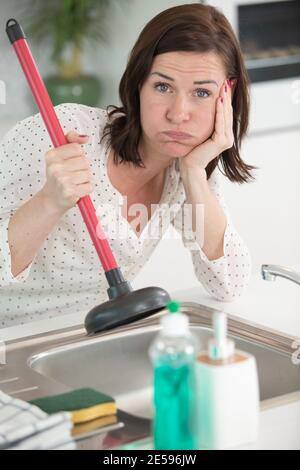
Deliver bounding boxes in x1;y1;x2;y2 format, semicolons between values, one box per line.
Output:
0;0;299;295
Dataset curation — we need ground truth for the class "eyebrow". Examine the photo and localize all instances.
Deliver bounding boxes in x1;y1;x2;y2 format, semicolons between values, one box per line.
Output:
150;71;218;86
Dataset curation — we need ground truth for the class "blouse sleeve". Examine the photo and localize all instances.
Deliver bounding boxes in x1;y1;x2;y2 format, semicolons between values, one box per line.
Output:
171;167;252;302
0;103;86;288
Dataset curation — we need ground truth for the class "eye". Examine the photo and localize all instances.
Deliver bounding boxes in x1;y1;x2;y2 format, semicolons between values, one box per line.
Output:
153;82;211;98
153;82;170;93
195;89;210;98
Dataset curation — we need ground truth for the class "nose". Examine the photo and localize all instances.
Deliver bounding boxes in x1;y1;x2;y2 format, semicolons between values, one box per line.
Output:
166;93;190;123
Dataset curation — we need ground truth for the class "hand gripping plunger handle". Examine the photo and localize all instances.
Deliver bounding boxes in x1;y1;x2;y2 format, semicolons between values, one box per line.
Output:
6;19;130;294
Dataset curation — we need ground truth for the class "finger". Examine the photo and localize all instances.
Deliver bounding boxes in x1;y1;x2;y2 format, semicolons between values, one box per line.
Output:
52;142;85;161
71;170;95;186
225;79;233;109
64;155;92;172
214;95;225;139
227;79;234;119
220;81;228;128
224;80;234;137
224;79;231;107
65;130;89;143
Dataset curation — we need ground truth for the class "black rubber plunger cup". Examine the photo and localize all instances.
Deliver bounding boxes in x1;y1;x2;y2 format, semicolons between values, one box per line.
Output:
6;18;171;335
85;280;170;334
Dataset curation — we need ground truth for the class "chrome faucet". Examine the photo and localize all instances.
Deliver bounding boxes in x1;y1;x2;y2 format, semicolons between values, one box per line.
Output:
261;264;300;286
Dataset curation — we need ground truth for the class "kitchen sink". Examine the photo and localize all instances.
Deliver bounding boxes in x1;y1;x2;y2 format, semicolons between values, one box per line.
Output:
1;302;300;448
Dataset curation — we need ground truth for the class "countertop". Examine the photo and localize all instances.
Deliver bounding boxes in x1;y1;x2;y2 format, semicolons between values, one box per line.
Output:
1;271;299;342
1;271;300;450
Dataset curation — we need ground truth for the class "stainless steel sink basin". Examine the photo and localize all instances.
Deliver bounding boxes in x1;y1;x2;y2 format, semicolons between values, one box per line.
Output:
29;316;300;419
2;302;300;449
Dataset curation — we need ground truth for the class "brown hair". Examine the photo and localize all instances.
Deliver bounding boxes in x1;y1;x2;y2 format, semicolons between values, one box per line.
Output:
101;3;258;183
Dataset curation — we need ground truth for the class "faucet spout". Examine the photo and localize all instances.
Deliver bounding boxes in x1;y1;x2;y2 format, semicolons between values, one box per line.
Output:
261;264;300;286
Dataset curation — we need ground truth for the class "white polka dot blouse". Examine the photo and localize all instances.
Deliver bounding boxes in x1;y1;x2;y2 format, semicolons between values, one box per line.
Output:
0;103;251;327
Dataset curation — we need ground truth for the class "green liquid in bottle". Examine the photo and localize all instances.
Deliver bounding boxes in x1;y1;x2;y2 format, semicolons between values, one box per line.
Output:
153;354;198;450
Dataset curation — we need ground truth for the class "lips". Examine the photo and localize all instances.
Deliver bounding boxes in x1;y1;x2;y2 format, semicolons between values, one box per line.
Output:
163;131;193;140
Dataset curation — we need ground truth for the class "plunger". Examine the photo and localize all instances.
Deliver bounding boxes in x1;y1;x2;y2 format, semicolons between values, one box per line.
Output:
6;19;170;335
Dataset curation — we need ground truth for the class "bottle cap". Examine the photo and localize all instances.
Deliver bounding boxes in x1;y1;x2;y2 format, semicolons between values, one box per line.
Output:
161;301;189;337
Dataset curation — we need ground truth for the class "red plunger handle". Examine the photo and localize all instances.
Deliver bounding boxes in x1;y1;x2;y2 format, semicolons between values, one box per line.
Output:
6;19;118;272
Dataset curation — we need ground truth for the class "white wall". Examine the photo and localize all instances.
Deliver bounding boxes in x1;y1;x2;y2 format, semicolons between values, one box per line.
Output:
222;128;300;272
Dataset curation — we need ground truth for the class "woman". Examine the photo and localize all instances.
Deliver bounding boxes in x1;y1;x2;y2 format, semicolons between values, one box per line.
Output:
0;4;256;327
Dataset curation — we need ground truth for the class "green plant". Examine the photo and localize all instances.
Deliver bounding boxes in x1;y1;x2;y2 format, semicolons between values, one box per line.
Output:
20;0;128;79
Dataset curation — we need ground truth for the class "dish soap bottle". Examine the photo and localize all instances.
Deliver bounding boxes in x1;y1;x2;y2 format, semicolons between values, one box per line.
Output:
149;301;199;450
196;311;259;450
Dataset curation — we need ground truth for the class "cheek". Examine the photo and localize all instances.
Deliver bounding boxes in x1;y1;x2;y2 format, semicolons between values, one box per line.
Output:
140;99;165;131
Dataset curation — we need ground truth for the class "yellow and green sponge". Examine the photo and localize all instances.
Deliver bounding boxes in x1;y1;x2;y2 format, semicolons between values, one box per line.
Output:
30;388;117;424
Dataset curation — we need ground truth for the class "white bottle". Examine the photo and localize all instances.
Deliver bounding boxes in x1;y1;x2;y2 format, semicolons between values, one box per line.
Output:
196;311;259;450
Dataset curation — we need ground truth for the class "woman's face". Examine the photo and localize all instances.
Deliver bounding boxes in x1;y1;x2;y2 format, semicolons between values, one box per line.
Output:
139;51;228;159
